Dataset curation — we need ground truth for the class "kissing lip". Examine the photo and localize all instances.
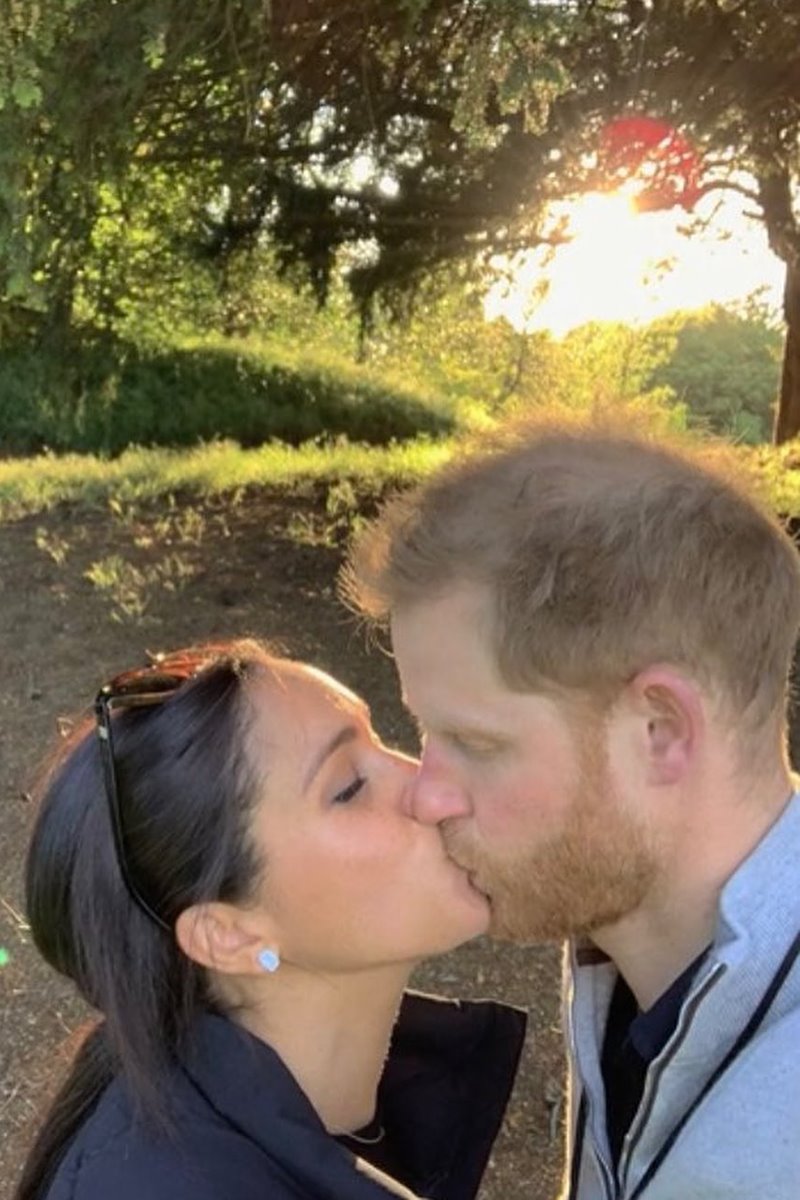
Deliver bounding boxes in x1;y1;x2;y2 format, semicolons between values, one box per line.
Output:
444;846;471;875
467;872;490;899
442;849;487;894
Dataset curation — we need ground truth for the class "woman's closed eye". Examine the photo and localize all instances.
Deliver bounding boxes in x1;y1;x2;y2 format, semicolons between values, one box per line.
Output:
332;775;366;804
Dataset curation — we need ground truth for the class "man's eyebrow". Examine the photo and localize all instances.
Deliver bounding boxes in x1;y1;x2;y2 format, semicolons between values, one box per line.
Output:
303;724;359;791
409;711;504;742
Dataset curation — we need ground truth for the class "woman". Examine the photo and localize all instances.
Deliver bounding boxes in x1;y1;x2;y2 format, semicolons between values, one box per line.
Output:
16;639;525;1200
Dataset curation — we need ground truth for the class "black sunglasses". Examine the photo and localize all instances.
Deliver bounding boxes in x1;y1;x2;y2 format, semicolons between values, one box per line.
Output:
94;654;205;931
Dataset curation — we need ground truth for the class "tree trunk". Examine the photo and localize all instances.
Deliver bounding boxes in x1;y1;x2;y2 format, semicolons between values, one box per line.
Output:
774;260;800;443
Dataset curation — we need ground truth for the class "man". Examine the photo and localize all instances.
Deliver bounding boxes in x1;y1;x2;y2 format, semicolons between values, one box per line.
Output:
343;419;800;1199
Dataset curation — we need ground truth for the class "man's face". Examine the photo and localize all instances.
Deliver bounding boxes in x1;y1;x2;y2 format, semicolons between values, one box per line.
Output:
391;585;658;942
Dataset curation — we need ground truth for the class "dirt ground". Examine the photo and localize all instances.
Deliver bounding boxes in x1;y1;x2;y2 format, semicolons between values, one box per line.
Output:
0;487;565;1200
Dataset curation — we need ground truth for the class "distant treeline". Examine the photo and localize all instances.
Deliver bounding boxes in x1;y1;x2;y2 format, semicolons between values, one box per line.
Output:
0;272;782;457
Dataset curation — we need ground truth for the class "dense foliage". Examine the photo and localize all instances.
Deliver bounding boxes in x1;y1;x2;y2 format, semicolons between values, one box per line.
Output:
0;264;781;454
1;2;798;436
646;302;783;443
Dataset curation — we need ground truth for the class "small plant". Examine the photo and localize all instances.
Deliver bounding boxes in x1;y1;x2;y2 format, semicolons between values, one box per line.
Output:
85;552;196;623
323;478;366;543
325;478;358;518
171;504;207;545
34;527;70;566
286;511;334;548
284;481;369;548
108;497;140;528
85;555;150;622
155;552;196;592
147;496;207;547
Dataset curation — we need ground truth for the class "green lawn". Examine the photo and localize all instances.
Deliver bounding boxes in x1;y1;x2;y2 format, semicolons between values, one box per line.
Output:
0;437;454;522
3;428;800;525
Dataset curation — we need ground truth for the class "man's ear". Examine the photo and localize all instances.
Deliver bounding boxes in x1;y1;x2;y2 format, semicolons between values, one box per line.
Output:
625;665;705;786
175;902;276;977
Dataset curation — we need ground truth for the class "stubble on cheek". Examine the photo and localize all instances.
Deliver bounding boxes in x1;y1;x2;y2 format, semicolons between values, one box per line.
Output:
487;813;655;943
440;789;657;945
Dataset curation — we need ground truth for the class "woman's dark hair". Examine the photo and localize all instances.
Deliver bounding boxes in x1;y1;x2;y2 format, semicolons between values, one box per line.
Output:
15;639;273;1200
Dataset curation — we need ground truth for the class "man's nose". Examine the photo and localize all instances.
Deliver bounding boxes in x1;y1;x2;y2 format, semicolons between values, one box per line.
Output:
405;753;471;825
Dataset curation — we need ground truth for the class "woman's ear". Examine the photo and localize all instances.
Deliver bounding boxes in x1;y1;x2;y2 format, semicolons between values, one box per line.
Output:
626;665;705;786
175;902;277;977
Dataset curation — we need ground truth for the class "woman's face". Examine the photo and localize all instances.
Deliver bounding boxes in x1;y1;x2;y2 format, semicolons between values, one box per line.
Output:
243;661;490;973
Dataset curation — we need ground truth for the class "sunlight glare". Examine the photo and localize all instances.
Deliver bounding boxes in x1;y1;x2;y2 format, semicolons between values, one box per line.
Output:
486;189;784;335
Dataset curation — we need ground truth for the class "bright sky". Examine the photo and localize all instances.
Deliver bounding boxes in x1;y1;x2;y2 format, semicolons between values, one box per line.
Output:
485;189;785;335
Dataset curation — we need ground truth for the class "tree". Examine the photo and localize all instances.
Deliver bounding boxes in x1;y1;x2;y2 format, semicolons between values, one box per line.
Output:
248;0;800;441
645;303;783;443
0;2;589;341
187;0;800;441
4;1;800;440
0;0;274;342
558;0;800;442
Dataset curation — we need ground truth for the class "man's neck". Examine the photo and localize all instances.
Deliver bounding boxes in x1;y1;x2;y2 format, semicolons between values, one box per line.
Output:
591;888;719;1011
592;772;795;1012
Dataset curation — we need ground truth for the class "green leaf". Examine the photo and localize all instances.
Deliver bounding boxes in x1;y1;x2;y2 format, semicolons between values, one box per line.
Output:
6;270;31;299
142;31;166;70
11;77;43;110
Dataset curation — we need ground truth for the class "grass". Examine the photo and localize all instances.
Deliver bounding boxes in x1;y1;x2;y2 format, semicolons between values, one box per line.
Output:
0;437;454;522
4;415;800;526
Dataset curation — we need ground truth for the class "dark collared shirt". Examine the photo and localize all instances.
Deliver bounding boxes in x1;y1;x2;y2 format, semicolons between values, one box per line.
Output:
601;950;709;1171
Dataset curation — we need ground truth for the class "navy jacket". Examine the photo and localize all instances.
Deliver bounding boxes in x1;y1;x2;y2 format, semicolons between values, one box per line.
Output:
47;992;527;1200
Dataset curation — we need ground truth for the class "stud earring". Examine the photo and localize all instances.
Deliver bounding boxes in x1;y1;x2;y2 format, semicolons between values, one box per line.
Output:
257;947;280;973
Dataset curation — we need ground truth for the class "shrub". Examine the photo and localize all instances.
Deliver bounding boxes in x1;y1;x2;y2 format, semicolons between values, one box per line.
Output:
0;337;454;456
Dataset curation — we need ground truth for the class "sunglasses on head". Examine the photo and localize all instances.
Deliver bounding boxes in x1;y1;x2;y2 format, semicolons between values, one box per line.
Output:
94;653;207;931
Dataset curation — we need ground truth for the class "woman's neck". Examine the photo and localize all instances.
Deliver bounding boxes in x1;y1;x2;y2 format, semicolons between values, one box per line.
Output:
235;963;412;1134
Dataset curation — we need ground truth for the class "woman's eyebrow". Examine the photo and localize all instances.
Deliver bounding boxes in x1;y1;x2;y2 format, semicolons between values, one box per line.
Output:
303;724;359;791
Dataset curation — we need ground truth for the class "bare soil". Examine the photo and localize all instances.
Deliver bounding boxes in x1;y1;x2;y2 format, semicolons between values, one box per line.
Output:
0;488;565;1200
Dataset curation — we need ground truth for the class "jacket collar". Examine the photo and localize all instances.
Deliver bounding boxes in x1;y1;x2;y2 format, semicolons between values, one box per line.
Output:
180;1012;386;1198
179;991;526;1200
566;793;800;1183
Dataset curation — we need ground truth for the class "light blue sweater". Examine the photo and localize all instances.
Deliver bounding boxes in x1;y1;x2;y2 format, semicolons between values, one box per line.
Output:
563;794;800;1199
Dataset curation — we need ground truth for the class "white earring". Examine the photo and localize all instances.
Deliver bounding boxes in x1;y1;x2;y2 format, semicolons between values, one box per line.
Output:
257;947;280;973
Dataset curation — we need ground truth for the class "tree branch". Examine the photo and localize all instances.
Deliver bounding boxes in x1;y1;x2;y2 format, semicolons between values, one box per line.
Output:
694;178;762;205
